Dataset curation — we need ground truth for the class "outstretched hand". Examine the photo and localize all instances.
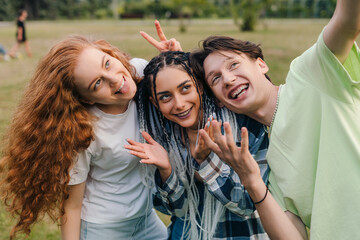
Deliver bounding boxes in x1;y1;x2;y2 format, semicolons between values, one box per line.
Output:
125;131;172;182
198;121;261;188
140;20;182;52
193;116;215;164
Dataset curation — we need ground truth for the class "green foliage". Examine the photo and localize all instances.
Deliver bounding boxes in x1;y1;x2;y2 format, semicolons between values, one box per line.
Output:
0;0;14;21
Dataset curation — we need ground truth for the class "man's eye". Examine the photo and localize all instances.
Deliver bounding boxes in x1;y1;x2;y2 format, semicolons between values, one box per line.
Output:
230;62;238;68
212;76;220;85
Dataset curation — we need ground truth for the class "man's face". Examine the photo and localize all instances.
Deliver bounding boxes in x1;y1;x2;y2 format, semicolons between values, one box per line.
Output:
203;50;269;115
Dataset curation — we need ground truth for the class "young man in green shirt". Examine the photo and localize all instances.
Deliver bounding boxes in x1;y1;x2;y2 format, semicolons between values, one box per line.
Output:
192;0;360;239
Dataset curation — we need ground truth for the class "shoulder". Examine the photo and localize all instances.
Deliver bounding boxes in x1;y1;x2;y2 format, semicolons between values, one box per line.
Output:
130;58;149;78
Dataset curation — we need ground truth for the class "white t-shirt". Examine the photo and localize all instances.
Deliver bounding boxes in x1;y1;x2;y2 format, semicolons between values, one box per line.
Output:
69;58;151;224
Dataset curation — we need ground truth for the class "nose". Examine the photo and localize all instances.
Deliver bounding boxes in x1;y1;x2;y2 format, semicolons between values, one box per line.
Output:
105;73;118;87
173;95;185;110
222;71;235;88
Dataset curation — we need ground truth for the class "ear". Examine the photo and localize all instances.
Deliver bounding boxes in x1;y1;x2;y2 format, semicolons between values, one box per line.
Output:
256;58;269;74
149;96;158;109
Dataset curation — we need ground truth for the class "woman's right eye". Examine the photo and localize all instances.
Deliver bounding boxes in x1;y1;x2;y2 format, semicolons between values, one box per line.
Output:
94;79;101;90
159;95;170;101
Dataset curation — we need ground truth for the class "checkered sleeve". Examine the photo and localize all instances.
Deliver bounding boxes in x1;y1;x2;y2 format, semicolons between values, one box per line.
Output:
197;152;255;216
152;169;188;217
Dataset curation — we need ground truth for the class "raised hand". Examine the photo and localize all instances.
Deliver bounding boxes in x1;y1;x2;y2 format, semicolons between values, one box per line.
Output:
125;131;172;182
199;121;261;188
193;115;215;164
140;20;182;52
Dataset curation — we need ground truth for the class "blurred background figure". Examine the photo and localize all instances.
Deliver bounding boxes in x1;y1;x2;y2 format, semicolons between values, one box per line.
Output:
0;43;10;61
9;9;32;58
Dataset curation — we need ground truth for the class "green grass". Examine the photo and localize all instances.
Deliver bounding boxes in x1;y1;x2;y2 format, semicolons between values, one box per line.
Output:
0;18;358;239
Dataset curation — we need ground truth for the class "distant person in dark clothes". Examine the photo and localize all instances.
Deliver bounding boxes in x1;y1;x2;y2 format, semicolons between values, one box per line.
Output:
9;9;32;58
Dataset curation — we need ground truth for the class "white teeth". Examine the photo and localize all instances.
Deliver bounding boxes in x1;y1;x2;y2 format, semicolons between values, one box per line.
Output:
231;84;248;99
115;78;125;94
177;108;191;117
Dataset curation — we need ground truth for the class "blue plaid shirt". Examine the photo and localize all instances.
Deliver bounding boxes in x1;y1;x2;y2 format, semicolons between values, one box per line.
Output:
153;114;270;240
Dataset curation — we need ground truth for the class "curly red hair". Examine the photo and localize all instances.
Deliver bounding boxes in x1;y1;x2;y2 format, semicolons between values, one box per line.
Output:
0;36;139;239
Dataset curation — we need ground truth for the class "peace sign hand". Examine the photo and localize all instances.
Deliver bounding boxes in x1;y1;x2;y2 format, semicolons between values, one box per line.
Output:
140;20;182;52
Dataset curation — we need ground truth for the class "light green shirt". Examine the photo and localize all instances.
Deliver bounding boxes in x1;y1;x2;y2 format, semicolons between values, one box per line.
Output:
267;29;360;239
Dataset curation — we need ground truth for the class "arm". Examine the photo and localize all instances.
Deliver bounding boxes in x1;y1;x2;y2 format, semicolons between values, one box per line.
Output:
61;182;86;240
323;0;360;63
199;121;307;240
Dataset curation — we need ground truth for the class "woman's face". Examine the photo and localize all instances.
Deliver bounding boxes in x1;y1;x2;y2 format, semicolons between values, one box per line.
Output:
73;47;137;114
152;67;201;130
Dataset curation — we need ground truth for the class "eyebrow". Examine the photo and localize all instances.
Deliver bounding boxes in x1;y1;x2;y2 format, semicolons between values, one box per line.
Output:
156;79;192;95
87;54;106;90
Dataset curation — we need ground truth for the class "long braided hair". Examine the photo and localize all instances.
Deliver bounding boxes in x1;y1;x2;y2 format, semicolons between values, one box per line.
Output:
137;51;242;239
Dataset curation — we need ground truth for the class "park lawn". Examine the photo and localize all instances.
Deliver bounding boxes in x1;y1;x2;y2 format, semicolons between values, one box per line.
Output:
0;18;346;239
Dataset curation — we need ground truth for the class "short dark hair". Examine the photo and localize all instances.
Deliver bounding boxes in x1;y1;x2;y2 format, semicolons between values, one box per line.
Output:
190;35;271;94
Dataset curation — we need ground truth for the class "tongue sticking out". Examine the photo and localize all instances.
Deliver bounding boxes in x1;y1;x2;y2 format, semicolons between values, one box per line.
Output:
115;76;126;94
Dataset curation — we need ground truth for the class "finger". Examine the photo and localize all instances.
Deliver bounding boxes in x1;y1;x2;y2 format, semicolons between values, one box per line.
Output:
124;144;145;153
223;122;237;153
140;31;161;49
211;120;224;145
139;158;156;165
128;150;148;160
208;119;214;141
155;20;167;41
141;131;157;145
199;129;222;154
240;127;249;154
126;138;142;146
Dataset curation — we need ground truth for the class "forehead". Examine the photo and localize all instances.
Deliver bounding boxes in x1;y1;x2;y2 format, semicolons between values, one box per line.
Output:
73;47;105;87
204;51;245;68
155;67;193;90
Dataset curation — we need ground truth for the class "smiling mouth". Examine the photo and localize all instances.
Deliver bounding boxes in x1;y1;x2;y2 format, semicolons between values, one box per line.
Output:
229;84;249;99
175;107;192;118
115;76;125;94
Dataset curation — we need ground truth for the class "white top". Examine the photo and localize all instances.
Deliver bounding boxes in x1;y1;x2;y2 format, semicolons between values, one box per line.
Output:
69;58;151;224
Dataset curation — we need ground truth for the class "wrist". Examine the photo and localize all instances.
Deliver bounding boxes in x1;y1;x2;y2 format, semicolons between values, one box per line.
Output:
158;167;172;183
246;180;268;203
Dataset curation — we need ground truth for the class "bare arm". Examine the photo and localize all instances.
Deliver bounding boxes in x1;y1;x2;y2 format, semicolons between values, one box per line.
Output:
324;0;360;63
61;182;86;240
199;122;307;240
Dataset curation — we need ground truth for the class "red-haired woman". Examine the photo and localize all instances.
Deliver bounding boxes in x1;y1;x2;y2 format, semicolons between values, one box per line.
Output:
1;26;180;240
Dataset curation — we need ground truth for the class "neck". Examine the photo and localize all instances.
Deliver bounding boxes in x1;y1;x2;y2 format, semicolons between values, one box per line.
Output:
247;85;279;126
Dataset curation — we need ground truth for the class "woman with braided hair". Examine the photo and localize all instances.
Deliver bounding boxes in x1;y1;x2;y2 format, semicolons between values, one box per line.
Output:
125;51;270;240
0;21;180;240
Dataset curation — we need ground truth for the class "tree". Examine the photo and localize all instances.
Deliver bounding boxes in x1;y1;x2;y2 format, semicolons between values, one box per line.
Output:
231;0;273;32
